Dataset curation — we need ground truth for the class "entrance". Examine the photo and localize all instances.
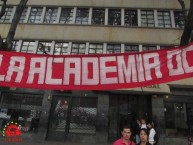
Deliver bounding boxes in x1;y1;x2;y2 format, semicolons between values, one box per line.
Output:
46;94;98;141
108;94;152;142
46;95;71;141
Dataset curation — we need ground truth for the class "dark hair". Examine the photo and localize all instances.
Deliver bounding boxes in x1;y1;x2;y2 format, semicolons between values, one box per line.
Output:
121;124;131;132
147;120;156;129
139;128;149;137
152;120;157;129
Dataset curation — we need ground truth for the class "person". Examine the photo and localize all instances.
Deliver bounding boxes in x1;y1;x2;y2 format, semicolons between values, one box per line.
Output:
113;125;136;145
137;128;151;145
147;121;156;145
141;118;147;129
135;119;141;144
151;120;159;145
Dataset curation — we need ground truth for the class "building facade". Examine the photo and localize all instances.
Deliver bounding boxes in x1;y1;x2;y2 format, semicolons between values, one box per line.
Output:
0;0;192;144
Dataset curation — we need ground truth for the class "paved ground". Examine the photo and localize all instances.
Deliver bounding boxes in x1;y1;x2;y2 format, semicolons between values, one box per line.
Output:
0;137;111;145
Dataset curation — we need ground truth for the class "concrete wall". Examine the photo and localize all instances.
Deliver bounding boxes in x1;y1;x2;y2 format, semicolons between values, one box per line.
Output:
0;24;183;45
35;90;52;141
152;95;165;134
5;0;189;9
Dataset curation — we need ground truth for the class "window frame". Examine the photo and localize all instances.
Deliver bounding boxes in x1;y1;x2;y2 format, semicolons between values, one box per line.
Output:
157;11;172;28
28;7;43;23
141;10;155;27
75;8;89;24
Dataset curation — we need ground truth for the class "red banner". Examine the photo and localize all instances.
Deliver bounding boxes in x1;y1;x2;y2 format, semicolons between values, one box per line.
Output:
0;43;193;90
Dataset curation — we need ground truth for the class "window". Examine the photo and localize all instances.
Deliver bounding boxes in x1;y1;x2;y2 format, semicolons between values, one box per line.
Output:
28;7;43;23
75;8;89;24
0;7;13;22
108;9;121;25
142;45;156;51
141;10;154;27
12;40;19;51
59;8;74;24
164;102;193;137
71;43;86;54
0;92;43;134
157;11;171;28
54;42;69;55
19;7;28;23
160;45;174;50
107;44;121;53
89;43;103;54
174;11;185;28
20;41;36;53
92;8;105;25
37;42;52;54
124;45;139;53
165;88;193;137
43;7;58;24
124;9;138;26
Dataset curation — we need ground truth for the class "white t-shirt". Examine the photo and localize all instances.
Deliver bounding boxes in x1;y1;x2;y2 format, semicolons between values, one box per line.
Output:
149;128;156;144
141;124;147;129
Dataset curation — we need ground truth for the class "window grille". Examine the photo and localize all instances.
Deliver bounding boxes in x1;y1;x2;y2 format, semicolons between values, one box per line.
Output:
69;97;97;134
160;45;175;50
142;45;156;51
174;11;185;28
0;7;13;22
92;9;105;25
37;42;52;54
71;43;86;54
124;9;138;26
59;8;74;24
12;40;19;51
54;42;69;55
19;7;28;22
157;11;171;28
43;7;58;24
1;93;43;106
75;8;89;24
28;7;43;23
88;43;103;54
108;9;121;25
124;45;139;52
21;41;36;53
107;44;121;53
141;10;154;27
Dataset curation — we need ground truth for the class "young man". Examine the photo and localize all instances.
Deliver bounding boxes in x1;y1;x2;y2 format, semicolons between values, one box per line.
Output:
113;125;136;145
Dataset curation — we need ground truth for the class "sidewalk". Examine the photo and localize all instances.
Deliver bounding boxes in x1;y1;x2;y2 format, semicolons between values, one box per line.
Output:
0;137;111;145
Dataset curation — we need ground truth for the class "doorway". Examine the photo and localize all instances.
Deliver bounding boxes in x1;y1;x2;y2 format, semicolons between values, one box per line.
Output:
108;94;152;142
46;95;98;141
46;95;71;141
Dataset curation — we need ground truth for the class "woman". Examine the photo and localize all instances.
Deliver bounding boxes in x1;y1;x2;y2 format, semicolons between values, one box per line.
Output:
137;128;151;145
147;121;156;145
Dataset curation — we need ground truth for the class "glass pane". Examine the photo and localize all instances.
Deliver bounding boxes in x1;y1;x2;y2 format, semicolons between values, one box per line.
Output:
125;10;138;26
108;9;121;25
75;8;89;24
44;8;58;24
37;42;52;54
28;7;43;23
92;9;105;25
60;8;74;24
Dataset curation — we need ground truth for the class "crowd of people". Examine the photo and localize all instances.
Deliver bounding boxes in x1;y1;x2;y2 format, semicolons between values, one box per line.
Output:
113;118;159;145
